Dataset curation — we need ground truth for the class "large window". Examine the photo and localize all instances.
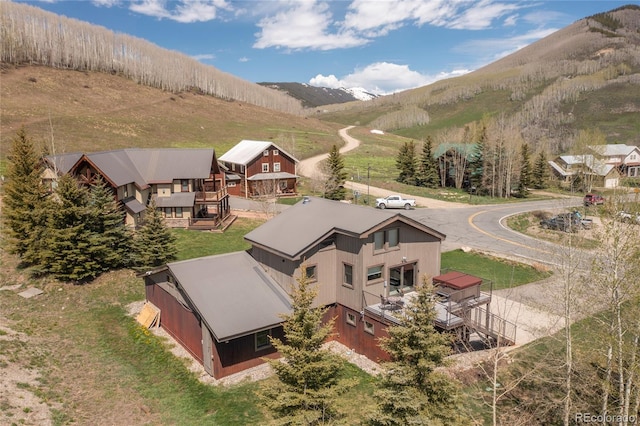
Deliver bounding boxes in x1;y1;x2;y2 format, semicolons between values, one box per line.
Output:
262;163;269;173
255;329;272;351
273;162;281;172
164;207;172;218
175;207;183;218
181;179;189;192
373;228;400;251
367;265;383;282
343;263;353;287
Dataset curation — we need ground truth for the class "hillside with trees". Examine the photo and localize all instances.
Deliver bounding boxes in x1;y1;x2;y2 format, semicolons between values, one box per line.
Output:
316;5;640;155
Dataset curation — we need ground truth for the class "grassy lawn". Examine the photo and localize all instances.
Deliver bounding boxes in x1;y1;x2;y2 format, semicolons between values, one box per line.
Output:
441;249;552;290
171;217;264;261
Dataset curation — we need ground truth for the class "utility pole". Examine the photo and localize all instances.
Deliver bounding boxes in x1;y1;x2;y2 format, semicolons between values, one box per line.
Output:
367;163;371;204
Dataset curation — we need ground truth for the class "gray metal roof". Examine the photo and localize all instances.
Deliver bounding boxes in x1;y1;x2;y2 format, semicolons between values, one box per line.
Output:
168;251;292;341
244;196;444;260
246;172;298;181
219;140;299;165
152;193;196;208
122;197;146;214
47;148;216;188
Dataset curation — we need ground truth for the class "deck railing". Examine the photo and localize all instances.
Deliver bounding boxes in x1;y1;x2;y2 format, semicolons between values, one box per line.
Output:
464;306;517;345
195;187;228;202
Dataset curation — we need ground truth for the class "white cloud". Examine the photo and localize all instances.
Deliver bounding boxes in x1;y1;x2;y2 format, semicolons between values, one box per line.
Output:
192;53;215;61
92;0;120;7
128;0;231;23
309;61;469;95
238;57;249;62
253;1;367;50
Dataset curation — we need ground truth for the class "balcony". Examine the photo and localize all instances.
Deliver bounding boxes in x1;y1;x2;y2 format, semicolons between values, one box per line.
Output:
195;187;228;203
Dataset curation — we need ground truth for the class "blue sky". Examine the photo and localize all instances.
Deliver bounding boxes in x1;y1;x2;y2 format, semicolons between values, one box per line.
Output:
21;0;639;94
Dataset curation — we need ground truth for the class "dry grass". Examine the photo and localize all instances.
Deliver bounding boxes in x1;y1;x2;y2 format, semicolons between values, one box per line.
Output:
0;65;344;167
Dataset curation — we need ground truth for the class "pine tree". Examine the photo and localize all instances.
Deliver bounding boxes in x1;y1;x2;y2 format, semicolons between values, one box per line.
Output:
396;141;417;185
323;144;348;200
2;127;49;264
42;174;102;282
417;136;439;188
517;143;532;197
87;176;132;271
132;200;177;270
262;266;356;424
368;277;463;426
468;123;486;191
532;151;548;189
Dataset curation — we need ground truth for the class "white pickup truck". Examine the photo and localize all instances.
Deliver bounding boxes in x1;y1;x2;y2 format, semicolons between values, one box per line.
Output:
375;195;416;210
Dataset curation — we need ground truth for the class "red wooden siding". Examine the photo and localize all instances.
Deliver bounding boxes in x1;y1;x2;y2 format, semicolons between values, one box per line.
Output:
145;282;204;364
246;147;296;177
332;305;391;363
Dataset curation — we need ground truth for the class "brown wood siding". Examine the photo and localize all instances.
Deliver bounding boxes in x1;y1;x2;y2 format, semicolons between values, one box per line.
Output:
145;281;203;364
211;327;285;379
246;147;296;177
333;305;391;363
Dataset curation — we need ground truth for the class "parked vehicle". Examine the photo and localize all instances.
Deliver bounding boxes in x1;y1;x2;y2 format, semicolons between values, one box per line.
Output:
583;193;605;206
617;211;640;224
375;195;416;210
540;211;592;232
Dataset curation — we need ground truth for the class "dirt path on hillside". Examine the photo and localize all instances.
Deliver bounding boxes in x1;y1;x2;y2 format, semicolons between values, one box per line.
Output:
299;126;466;209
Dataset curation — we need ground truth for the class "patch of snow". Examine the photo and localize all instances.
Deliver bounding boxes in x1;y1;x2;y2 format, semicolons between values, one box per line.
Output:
370;129;384;135
341;87;378;101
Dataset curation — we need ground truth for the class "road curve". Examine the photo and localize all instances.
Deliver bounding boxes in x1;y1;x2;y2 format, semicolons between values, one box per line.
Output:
297;126;359;180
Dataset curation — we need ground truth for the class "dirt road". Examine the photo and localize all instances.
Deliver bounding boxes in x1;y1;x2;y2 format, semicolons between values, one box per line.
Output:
298;126;466;209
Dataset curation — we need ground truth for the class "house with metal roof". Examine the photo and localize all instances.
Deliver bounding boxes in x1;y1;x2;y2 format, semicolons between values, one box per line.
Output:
44;148;231;229
219;140;299;198
548;154;621;190
141;197;447;377
588;144;640;178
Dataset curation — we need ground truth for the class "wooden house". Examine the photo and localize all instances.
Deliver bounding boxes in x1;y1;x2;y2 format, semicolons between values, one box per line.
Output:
219;140;298;198
44;148;230;229
548;155;621;190
588;144;640;178
143;197;465;378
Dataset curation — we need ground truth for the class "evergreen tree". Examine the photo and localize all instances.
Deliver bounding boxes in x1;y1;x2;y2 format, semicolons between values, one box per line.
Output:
369;277;463;426
42;174;102;282
262;266;356;424
517;143;532;197
323;144;348;200
417;136;439;188
2;127;49;264
396;141;417;185
132;200;177;270
87;176;132;271
468;123;486;191
532;151;548;189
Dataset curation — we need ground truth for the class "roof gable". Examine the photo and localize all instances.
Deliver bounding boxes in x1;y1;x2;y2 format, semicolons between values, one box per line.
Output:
219;140;299;165
245;197;444;260
168;251;291;341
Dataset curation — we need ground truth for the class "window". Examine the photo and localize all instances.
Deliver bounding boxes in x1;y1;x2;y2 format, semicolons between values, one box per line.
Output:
164;207;172;218
228;182;236;187
273;149;279;156
273;162;281;172
262;163;269;173
255;329;272;351
319;237;335;250
374;228;399;251
123;185;129;198
367;265;383;282
346;312;356;326
240;165;245;173
263;150;269;157
387;228;399;247
181;180;189;192
343;264;353;287
364;321;375;335
175;207;183;218
167;275;173;284
231;163;236;171
374;231;384;250
304;265;317;281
